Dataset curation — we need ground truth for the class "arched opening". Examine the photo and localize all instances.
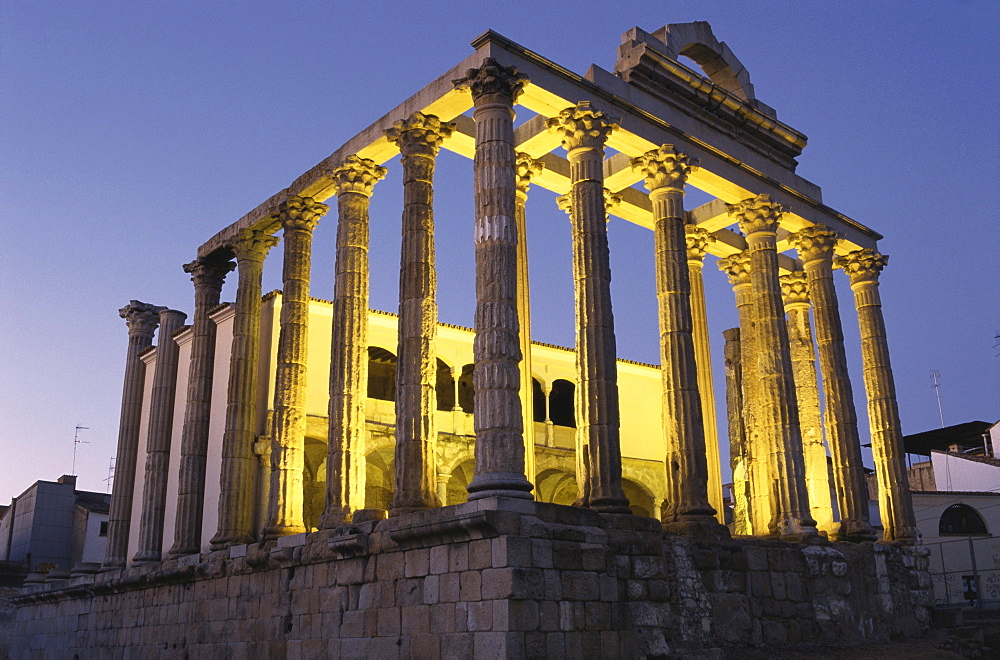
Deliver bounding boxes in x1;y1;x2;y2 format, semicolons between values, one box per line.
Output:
532;378;546;423
549;379;576;428
364;450;394;510
302;437;328;531
446;459;476;506
458;364;475;414
535;468;578;506
436;358;455;411
622;478;656;519
367;347;397;401
939;504;989;536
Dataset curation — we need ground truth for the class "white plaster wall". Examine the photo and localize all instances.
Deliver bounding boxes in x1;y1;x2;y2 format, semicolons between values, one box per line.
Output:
161;330;193;552
127;350;157;565
201;306;234;551
931;452;1000;493
80;512;108;564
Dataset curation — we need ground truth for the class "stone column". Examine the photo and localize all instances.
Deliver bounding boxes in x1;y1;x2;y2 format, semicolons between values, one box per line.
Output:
835;249;917;543
722;327;751;535
779;271;836;536
264;195;328;538
686;225;725;524
320;155;387;529
384;112;454;515
514;152;543;490
210;228;279;549
632;145;719;532
169;256;233;556
103;301;165;569
133;308;188;563
789;226;875;541
454;59;535;501
718;253;772;535
437;472;451;506
728;195;817;540
547;102;630;513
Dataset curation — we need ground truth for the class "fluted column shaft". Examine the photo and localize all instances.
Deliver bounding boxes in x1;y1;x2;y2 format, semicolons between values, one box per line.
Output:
548;102;629;513
791;227;875;541
719;254;772;535
836;249;917;543
780;273;836;536
211;229;279;549
104;302;164;569
729;195;816;539
133;309;188;563
385;113;454;515
722;327;751;534
632;146;718;530
686;226;725;524
455;61;536;501
169;257;232;556
264;196;327;538
320;156;387;528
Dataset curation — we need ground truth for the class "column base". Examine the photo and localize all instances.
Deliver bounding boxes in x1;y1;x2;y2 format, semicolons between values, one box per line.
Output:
167;543;200;559
467;471;534;502
209;533;254;551
831;520;878;543
318;508;352;530
588;496;632;515
100;558;125;572
663;516;731;539
131;551;162;565
264;522;307;540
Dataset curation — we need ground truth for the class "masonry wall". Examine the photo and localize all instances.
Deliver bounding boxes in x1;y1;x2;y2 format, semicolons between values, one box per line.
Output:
13;500;932;658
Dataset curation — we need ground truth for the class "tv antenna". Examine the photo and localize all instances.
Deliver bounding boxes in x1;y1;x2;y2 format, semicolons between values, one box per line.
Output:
930;371;945;428
104;456;116;493
72;425;90;475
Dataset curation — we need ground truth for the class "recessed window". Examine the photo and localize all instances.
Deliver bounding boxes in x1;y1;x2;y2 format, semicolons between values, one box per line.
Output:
99;521;108;537
939;504;988;536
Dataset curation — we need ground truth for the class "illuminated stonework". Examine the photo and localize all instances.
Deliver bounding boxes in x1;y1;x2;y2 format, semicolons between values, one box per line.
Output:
15;22;929;657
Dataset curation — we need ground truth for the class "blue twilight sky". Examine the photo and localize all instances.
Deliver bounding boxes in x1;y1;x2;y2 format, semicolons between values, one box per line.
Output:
1;1;997;500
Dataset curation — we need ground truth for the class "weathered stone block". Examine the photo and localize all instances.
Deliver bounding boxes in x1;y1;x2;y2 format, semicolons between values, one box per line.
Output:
376;607;400;636
562;571;600;601
430;544;449;575
460;571;482;601
749;571;771;598
430;603;456;634
423;574;440;605
531;539;554;569
493;536;533;568
405;548;430;577
467;600;492;631
469;539;493;570
439;572;460;603
402;604;430;635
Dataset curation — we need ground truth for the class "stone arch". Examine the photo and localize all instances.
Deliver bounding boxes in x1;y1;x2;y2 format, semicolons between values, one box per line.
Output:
549;379;576;428
531;378;546;423
652;22;755;102
302;437;328;531
436;358;455;411
939;503;989;536
364;448;394;510
535;468;578;506
446;459;476;506
458;363;475;414
367;346;397;401
621;478;656;519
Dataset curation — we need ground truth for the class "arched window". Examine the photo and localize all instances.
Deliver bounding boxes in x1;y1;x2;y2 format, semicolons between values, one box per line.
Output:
436;359;455;411
939;504;989;536
549;379;576;428
532;378;545;423
367;347;397;401
458;364;475;414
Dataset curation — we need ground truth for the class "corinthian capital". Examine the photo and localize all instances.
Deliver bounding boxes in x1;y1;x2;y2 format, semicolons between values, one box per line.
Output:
384;112;455;157
632;145;699;192
546;102;619;152
779;271;810;306
555;194;572;215
685;226;716;262
834;249;889;285
515;152;544;195
120;300;167;338
231;228;280;264
788;224;839;265
604;189;621;220
453;57;528;103
727;194;788;236
717;252;752;286
331;155;387;198
277;195;328;232
183;256;235;290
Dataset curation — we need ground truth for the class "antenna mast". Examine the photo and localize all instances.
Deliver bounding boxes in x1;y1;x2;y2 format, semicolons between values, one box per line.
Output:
930;370;945;428
72;425;90;475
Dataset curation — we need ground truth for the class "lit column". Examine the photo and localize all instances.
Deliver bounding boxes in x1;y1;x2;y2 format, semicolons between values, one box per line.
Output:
685;225;725;524
320;155;387;529
547;102;630;513
632;145;719;532
264;195;328;538
385;112;454;515
790;226;875;541
728;195;817;540
779;271;835;536
210;227;279;549
133;308;188;563
104;301;165;569
718;253;772;535
835;249;917;543
437;472;451;506
169;256;233;557
451;367;462;412
722;327;751;534
455;59;534;501
515;152;543;490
